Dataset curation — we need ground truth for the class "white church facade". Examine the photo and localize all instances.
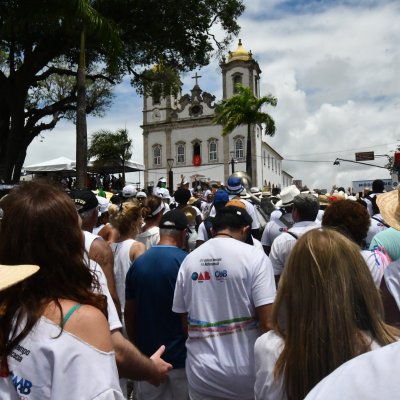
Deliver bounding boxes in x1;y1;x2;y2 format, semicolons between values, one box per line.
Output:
142;40;291;191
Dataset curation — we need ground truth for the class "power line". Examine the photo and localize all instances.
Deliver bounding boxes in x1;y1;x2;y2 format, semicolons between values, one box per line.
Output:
284;142;398;158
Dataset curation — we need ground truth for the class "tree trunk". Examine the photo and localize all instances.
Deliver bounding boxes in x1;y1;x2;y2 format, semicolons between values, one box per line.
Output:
246;123;252;182
76;28;88;189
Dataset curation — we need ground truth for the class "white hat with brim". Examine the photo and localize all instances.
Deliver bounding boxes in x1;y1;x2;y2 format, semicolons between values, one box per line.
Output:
0;264;40;291
377;189;400;230
275;185;301;208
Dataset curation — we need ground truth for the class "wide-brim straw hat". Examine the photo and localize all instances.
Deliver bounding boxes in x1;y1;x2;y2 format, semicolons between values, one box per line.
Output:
377;189;400;230
0;264;39;291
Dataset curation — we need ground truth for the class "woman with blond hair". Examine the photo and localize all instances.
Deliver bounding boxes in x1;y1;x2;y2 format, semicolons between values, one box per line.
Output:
108;202;146;318
0;182;123;399
254;228;399;400
135;195;164;249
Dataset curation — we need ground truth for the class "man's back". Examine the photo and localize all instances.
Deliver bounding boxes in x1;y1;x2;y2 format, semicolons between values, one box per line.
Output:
125;245;187;367
173;237;275;399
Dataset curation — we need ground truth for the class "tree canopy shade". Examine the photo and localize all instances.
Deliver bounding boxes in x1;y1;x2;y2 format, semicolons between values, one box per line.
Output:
213;84;277;181
0;0;244;183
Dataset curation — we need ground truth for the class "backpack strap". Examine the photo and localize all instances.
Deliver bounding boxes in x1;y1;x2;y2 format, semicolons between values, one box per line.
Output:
279;214;293;229
371;216;390;228
285;231;298;240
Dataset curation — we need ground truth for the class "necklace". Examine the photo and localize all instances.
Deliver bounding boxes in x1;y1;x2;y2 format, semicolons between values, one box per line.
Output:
214;233;234;239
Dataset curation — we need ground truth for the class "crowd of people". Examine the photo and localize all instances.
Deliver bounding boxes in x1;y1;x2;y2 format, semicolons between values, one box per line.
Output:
1;175;400;399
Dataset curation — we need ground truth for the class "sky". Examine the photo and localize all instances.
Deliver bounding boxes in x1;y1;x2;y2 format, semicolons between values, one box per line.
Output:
25;0;400;190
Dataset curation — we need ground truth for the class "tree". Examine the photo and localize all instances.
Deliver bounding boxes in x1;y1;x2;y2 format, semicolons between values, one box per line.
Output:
0;0;244;183
213;83;277;181
88;128;132;184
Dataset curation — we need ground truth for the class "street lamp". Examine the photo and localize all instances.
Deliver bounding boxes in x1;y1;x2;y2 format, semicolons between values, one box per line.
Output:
167;158;174;194
230;151;235;174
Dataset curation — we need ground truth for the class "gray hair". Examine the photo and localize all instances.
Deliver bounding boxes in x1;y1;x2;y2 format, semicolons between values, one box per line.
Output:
159;228;183;239
293;194;319;221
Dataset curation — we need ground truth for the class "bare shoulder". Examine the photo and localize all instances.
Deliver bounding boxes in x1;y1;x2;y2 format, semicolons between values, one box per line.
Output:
64;304;113;352
130;240;146;261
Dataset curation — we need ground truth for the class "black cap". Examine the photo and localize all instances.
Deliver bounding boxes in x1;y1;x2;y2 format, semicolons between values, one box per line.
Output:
159;209;189;231
70;189;98;214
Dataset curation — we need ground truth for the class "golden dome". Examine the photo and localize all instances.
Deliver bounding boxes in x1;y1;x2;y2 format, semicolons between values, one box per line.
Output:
227;39;252;63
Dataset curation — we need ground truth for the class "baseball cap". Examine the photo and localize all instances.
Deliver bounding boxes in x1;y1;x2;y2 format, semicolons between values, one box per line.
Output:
70;189;99;214
224;203;253;226
213;189;229;205
96;196;110;215
122;184;137;198
159;209;189;231
136;191;147;199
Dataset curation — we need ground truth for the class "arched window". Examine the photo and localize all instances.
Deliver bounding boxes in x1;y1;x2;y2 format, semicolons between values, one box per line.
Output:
153;144;161;166
234;138;244;159
208;138;218;162
268;154;270;169
232;73;243;94
192;140;202;166
177;142;185;164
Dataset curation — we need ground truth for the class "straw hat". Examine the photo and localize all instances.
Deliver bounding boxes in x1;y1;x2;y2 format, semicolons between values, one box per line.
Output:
377;189;400;230
0;264;40;291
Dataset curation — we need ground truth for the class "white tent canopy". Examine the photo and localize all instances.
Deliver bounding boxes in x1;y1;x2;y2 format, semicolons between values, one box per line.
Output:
24;157;76;173
24;157;144;174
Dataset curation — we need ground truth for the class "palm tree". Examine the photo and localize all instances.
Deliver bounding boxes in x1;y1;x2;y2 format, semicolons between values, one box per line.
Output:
73;0;122;188
213;83;277;181
88;128;132;185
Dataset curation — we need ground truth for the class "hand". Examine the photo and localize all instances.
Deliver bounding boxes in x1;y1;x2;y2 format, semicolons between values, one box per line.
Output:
148;345;173;386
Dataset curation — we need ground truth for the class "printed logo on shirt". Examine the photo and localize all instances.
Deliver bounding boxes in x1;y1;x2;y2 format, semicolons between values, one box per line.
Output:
279;227;288;232
214;270;228;281
10;371;32;395
191;271;211;282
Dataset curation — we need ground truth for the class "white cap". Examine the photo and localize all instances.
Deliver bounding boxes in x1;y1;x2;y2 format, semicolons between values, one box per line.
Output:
96;196;110;214
122;184;137;198
155;187;171;199
136;191;147;199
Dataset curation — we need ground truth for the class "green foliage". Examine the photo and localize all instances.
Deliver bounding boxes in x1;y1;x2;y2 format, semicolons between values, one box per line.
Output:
0;0;244;182
88;128;132;167
213;83;277;180
213;84;277;136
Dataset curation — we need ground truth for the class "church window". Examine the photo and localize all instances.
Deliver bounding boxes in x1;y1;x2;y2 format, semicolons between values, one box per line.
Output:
234;138;244;159
232;73;243;94
192;140;202;166
153;144;161;166
268;154;270;168
208;139;218;162
263;150;266;166
177;143;185;164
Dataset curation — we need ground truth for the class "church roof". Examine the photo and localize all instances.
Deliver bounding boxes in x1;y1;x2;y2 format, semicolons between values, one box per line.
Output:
227;39;252;63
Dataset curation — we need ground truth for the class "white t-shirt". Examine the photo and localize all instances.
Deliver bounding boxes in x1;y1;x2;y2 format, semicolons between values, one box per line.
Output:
305;341;400;400
269;221;319;275
83;231;122;332
365;214;388;249
255;331;382;400
1;317;123;399
261;213;293;247
111;239;135;313
360;249;390;288
135;226;160;250
196;221;208;242
228;195;261;230
172;237;276;399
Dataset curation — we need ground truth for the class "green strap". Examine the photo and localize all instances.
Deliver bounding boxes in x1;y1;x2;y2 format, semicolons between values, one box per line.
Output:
60;304;82;328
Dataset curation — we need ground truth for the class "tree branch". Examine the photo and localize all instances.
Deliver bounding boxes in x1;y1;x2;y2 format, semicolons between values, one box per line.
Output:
34;66;115;84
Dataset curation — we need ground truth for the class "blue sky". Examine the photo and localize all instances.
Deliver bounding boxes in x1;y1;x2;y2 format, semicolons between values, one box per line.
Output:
25;0;400;190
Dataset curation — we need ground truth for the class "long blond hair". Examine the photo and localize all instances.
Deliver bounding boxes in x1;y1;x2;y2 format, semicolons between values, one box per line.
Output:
273;228;398;400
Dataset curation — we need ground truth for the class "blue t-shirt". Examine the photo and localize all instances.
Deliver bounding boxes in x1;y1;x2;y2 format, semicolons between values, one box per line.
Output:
125;245;187;368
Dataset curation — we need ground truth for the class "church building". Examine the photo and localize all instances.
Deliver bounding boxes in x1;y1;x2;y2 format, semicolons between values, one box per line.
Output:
142;40;289;191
